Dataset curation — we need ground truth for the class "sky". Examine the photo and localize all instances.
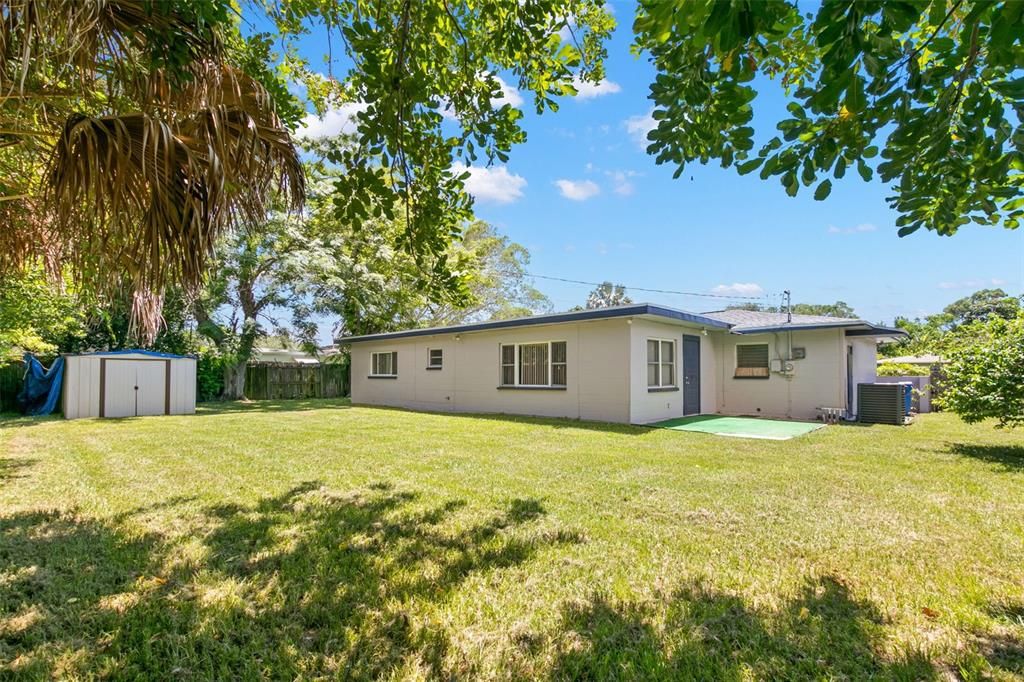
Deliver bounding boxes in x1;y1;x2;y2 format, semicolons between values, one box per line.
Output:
275;1;1024;328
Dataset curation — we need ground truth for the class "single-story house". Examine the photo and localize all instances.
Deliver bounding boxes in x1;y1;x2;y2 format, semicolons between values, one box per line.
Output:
341;304;906;424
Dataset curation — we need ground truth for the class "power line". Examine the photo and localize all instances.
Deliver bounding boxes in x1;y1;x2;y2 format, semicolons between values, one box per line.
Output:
526;273;767;301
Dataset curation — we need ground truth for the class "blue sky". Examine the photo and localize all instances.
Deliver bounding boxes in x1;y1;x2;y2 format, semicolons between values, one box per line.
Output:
280;2;1023;325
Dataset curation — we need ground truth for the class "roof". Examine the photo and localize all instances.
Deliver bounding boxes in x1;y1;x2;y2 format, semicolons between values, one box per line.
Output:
66;349;194;359
341;303;731;343
701;309;907;337
340;303;908;344
878;354;945;365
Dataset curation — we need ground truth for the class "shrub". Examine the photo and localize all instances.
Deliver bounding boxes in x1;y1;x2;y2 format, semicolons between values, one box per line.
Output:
936;313;1024;427
877;363;931;377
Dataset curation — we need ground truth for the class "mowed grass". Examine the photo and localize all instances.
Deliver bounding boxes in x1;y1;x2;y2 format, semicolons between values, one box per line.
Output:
2;402;1023;680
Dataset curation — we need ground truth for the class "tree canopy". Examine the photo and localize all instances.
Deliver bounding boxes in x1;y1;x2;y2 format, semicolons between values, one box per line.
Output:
634;0;1024;236
261;0;614;295
937;312;1024;427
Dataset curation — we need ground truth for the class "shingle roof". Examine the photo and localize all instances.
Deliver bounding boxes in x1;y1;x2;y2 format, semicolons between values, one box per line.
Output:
701;309;860;330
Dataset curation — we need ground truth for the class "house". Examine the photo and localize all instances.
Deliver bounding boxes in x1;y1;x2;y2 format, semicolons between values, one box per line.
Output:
251;347;321;365
877;354;945;367
341;304;906;424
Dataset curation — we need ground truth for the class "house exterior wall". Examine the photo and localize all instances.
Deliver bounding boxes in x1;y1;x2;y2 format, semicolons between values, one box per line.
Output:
349;319;631;422
715;329;847;421
847;336;878;417
627;319;720;424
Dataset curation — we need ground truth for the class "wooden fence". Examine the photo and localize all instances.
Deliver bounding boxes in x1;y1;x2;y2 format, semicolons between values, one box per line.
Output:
0;362;25;413
244;363;349;401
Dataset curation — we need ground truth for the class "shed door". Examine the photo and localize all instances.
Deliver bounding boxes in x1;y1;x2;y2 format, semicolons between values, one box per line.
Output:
102;360;167;418
682;335;701;415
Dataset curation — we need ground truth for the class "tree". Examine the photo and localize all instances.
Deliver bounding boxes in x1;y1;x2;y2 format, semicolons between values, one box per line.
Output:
943;288;1021;326
634;1;1024;236
0;266;85;361
306;217;551;337
0;1;304;340
264;0;614;296
193;213;313;399
937;313;1024;428
585;282;633;309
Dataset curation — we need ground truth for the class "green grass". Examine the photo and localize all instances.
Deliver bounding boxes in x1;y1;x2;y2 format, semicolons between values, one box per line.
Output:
2;402;1023;680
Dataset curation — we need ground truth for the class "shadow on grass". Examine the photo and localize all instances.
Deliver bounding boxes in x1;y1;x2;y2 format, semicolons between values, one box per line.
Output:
947;442;1024;471
195;398;352;415
356;403;651;437
0;482;577;679
0;458;35;483
551;577;936;681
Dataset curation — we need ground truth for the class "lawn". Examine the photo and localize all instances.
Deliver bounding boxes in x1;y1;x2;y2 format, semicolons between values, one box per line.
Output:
2;402;1023;680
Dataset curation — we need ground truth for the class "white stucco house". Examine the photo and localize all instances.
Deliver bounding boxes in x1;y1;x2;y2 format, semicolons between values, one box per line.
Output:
342;304;906;424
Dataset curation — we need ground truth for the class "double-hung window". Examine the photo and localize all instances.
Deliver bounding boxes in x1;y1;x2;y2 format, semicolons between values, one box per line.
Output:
647;339;675;388
499;341;567;387
735;344;770;378
427;348;443;369
370;351;398;377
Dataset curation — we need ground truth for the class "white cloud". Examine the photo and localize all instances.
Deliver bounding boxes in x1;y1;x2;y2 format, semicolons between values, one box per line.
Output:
606;170;638;196
827;223;878;235
452;162;526;204
572;76;621;100
494;75;523;107
711;283;765;297
937;278;1008;290
554;178;600;201
296;102;368;139
624;109;657;149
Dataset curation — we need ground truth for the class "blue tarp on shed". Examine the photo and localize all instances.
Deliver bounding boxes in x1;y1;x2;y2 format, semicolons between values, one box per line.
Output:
17;354;64;416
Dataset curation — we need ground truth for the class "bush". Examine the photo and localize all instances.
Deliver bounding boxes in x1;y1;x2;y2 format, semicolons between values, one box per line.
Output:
877;363;931;377
196;350;225;402
936;313;1024;427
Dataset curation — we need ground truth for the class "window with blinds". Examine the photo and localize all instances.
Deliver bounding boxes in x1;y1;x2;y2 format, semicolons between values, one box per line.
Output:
647;338;675;388
499;341;567;387
735;344;769;378
371;351;398;376
428;348;443;368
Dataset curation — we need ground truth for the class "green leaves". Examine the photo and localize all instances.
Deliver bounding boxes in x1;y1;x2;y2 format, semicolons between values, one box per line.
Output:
634;0;1024;238
813;179;832;201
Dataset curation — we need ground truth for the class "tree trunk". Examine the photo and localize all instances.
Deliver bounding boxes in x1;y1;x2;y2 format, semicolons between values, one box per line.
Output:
222;360;248;400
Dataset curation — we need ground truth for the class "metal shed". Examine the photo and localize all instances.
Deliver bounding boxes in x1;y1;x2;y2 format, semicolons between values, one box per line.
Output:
62;351;197;419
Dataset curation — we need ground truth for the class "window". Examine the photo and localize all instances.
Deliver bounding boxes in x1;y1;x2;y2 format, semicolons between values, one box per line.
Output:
499;341;567;387
647;338;676;388
370;351;398;377
735;344;770;378
427;348;443;369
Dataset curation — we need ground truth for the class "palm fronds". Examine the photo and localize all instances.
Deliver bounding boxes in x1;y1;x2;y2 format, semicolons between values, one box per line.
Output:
0;0;303;341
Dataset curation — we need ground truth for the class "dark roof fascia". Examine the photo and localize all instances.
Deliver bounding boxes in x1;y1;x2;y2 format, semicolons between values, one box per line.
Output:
341;304;730;344
730;321;906;336
65;349;195;359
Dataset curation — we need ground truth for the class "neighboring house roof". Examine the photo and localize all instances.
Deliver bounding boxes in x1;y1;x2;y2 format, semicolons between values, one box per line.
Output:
340;302;907;343
878;354;945;365
701;309;907;337
252;347;320;364
341;303;731;343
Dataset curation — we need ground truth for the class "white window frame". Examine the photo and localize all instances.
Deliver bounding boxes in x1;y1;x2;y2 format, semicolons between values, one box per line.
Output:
498;340;567;388
647;337;677;388
370;350;398;377
427;348;443;369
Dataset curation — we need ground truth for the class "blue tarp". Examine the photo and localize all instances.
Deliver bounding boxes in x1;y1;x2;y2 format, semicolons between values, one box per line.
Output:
17;354;64;416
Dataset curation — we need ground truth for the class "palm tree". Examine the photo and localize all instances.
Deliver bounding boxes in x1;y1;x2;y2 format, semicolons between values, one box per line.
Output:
0;0;303;340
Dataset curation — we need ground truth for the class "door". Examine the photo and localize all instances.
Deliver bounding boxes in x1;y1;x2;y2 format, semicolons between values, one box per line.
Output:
101;360;168;418
682;334;701;415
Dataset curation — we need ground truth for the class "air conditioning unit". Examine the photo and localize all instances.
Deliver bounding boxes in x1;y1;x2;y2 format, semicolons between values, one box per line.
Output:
858;383;911;425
